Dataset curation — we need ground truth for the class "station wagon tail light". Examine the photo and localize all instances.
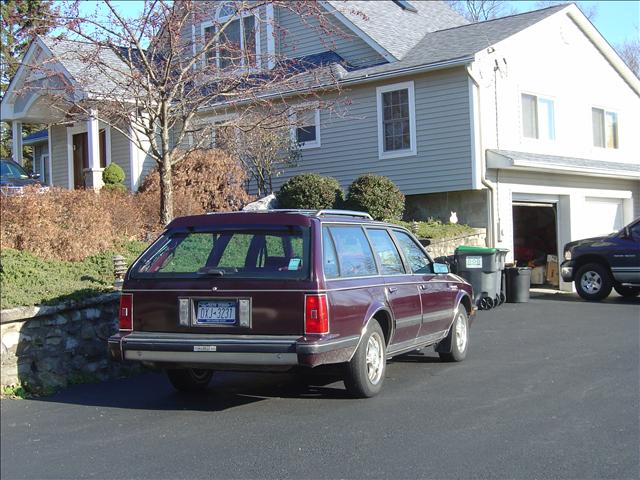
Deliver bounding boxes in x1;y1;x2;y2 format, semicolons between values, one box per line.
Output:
305;294;329;335
119;294;133;331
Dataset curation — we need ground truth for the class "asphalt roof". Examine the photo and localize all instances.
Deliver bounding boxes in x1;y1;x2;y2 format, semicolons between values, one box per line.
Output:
325;0;469;59
342;4;568;80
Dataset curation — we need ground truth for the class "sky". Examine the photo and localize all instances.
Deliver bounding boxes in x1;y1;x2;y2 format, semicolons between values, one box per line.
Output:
77;0;640;47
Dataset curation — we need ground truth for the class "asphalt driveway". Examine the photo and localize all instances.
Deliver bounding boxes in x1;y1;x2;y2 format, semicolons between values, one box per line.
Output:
1;292;638;479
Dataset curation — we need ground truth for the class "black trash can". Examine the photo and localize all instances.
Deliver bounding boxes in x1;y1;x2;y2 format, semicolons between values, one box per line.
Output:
455;246;502;309
505;267;532;303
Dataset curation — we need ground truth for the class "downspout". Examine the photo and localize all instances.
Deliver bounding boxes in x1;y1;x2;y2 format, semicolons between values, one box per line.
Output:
467;65;498;247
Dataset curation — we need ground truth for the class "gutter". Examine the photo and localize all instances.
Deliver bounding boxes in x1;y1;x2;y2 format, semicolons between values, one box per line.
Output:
198;56;474;113
466;64;497;247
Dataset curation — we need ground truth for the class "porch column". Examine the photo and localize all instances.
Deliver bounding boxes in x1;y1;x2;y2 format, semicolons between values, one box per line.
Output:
11;121;23;166
85;110;103;190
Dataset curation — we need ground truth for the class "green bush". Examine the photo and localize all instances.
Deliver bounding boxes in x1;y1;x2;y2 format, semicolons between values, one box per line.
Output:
397;219;475;240
277;173;344;209
102;163;125;186
345;174;404;221
102;183;128;193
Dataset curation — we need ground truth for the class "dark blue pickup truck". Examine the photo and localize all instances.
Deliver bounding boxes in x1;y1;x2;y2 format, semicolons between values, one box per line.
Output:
561;218;640;301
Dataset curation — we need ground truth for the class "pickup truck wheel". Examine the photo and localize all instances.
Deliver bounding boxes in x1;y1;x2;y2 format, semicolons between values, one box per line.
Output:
575;263;612;301
613;284;640;298
439;309;469;362
344;321;386;398
165;368;213;392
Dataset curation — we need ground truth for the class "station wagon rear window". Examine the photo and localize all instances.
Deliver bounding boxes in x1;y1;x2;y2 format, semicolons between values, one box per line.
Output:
131;226;310;279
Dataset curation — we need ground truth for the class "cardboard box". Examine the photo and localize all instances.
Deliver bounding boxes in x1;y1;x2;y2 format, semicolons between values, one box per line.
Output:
546;255;559;286
531;266;546;285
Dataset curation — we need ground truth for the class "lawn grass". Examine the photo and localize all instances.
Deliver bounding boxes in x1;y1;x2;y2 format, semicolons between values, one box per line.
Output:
0;241;148;309
397;220;476;240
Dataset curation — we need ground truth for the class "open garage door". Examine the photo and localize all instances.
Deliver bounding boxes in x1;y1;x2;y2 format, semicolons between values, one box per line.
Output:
583;197;624;238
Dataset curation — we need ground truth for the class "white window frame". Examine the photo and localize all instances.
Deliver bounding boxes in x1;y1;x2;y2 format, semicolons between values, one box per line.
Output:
291;108;321;150
201;3;261;71
520;92;556;142
376;81;417;160
591;105;619;150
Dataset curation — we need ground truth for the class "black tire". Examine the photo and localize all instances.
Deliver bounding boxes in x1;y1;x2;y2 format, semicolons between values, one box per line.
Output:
344;321;386;398
574;263;612;301
613;284;640;298
439;308;469;363
165;368;213;392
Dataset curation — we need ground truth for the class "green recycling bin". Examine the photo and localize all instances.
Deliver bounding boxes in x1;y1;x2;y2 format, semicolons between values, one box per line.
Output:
454;246;505;310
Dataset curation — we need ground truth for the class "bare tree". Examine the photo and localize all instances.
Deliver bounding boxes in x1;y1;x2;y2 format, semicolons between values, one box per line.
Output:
17;0;345;224
217;116;301;197
534;1;598;21
445;0;516;22
616;33;640;78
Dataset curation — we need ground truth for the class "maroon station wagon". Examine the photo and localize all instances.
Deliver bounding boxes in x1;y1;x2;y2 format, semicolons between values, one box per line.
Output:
108;210;476;397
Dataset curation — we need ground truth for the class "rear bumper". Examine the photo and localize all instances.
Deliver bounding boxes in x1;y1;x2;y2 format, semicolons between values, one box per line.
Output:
108;331;360;369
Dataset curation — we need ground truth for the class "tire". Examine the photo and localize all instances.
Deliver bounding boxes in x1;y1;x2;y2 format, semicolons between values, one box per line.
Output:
165;368;213;392
613;284;640;298
439;308;469;363
575;263;612;301
344;321;386;398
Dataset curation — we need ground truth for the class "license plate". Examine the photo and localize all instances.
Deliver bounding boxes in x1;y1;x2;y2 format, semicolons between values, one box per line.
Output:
196;300;237;325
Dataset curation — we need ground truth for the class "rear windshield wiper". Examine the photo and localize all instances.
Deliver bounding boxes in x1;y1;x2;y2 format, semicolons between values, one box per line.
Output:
197;268;226;276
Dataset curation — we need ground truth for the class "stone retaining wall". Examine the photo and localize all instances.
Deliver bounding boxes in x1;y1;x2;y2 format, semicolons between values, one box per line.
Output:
424;228;487;260
1;293;139;391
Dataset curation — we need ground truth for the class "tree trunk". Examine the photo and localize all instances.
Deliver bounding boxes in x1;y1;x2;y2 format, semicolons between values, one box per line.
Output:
159;158;174;225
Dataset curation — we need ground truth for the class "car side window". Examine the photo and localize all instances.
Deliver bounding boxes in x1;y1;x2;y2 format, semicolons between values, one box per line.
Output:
366;229;405;275
393;230;431;274
329;226;378;277
629;223;640;242
322;227;340;279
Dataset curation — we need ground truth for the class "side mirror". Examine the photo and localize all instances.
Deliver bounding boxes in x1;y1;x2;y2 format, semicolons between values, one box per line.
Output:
29;172;41;179
623;227;631;239
432;263;450;274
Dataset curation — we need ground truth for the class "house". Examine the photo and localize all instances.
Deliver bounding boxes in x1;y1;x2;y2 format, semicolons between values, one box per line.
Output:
1;1;638;291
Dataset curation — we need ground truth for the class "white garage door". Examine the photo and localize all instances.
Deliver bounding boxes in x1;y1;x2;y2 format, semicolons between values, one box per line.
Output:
583;197;624;237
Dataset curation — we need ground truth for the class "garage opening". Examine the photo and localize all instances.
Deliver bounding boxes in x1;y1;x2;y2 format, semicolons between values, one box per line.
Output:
512;202;559;288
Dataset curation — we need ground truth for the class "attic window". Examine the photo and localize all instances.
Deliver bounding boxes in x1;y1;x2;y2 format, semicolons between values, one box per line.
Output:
392;0;417;13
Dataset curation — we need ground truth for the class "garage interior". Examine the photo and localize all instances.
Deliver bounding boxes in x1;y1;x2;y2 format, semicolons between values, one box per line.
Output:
512;203;559;288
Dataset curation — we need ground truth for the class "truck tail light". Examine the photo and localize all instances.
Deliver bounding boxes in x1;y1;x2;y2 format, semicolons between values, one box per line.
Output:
305;294;329;334
119;293;133;331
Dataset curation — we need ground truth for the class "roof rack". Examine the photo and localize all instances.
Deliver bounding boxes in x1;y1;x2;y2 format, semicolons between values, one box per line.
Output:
267;209;373;220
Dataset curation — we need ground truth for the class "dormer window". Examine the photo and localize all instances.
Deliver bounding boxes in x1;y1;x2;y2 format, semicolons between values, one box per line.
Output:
203;3;259;69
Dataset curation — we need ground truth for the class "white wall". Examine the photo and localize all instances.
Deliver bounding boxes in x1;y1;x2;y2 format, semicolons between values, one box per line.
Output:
472;9;640;166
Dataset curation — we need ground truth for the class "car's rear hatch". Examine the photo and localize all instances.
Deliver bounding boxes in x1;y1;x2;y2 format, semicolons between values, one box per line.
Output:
123;213;316;336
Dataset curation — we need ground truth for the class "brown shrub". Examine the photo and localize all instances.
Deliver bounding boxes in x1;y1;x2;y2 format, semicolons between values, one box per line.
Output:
0;151;251;261
139;149;252;218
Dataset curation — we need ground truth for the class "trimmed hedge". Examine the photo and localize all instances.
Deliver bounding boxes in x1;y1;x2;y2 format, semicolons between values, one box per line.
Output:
277;173;343;209
102;163;125;185
345;174;404;221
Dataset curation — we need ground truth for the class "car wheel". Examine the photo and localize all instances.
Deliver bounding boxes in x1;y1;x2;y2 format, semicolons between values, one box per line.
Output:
344;321;386;398
439;308;469;363
613;284;640;298
575;263;612;301
165;368;213;392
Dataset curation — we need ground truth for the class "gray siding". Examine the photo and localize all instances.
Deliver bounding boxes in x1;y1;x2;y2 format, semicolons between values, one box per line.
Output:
273;68;472;195
50;125;69;188
110;128;131;187
276;7;383;67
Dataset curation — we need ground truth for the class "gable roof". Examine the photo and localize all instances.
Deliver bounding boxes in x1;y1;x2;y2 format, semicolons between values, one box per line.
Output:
40;37;134;97
342;4;568;80
324;0;468;60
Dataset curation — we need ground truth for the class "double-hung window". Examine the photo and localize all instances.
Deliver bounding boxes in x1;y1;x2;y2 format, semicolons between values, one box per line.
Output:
592;107;618;149
203;3;258;70
521;93;555;141
376;81;417;159
293;108;321;149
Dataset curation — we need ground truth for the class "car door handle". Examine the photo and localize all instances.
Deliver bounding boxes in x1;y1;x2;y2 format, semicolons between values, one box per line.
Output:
387;287;398;294
420;284;428;290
